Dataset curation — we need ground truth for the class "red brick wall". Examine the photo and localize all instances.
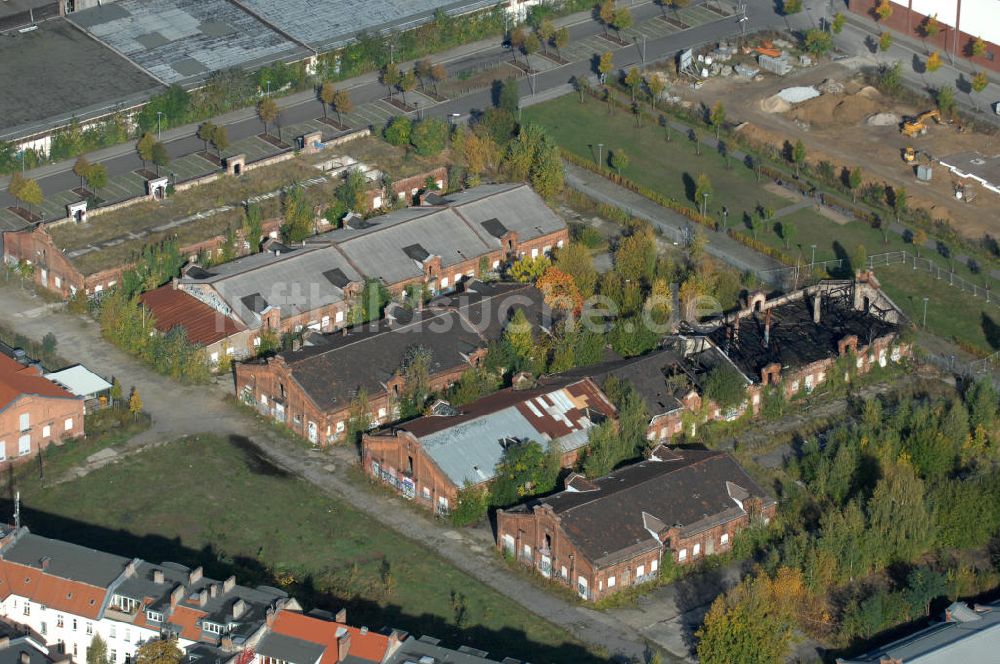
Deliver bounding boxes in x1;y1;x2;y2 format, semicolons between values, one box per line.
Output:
362;431;465;512
0;394;85;465
235;357;471;446
848;1;1000;73
497;496;778;601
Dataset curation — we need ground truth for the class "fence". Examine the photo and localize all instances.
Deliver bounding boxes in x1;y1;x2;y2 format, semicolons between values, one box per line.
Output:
923;350;1000;384
867;250;1000;310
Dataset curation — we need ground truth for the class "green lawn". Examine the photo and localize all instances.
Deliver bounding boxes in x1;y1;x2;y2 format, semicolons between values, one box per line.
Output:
522;94;790;231
11;435;600;663
878;263;1000;354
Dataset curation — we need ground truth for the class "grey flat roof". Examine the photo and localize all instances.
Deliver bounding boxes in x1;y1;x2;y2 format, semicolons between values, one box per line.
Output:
232;0;496;52
69;0;309;86
386;635;518;664
256;633;326;664
0;0;57;23
0;18;162;139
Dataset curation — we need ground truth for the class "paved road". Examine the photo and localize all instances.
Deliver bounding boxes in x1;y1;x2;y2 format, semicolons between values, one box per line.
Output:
0;0;790;213
0;283;673;662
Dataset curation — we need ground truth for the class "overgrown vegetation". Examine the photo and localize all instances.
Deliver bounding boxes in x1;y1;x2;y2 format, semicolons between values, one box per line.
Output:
696;381;1000;661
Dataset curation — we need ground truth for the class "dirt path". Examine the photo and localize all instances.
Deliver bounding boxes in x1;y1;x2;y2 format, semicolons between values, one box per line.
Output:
0;285;658;663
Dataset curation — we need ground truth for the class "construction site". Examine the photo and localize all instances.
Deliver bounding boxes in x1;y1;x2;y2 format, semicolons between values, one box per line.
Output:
665;38;999;243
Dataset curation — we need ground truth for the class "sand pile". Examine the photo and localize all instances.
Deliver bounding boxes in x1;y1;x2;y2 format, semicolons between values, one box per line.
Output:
760;94;792;113
785;90;882;126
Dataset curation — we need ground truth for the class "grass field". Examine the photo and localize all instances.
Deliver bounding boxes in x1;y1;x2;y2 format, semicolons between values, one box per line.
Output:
525;93;999;352
878;263;1000;354
522;94;795;231
9;435;598;663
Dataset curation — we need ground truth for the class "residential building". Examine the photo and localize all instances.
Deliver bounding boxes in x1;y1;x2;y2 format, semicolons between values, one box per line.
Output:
0;618;69;664
384;634;525;664
837;599;1000;663
0;527;298;664
362;377;617;514
496;446;776;601
235;281;548;446
254;608;400;664
0;354;84;465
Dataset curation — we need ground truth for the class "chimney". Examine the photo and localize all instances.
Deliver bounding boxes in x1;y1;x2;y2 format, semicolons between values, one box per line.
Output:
265;606;276;627
19;651;29;664
170;584;184;608
762;308;773;348
189;566;204;584
334;608;347;623
223;575;236;593
153;569;165;584
124;560;137;578
198;588;209;607
336;629;351;661
291;337;302;351
40;556;50;570
359;626;368;635
210;584;219;598
812;293;821;324
231;598;247;619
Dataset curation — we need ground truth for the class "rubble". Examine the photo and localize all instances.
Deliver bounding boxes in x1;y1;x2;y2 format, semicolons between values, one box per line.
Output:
866;112;900;126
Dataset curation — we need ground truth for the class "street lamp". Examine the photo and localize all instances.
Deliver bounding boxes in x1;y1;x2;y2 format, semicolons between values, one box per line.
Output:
266;80;271;97
156;111;163;140
810;244;816;268
596;143;603;167
922;297;929;328
702;192;709;217
722;205;728;229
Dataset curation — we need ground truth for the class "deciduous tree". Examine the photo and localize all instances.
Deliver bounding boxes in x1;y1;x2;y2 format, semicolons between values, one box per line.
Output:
136;132;156;170
380;62;400;99
410;117;448;156
319;81;337;118
85;163;108;200
210;125;229;158
926;51;942;72
554;243;598;297
610;148;629;175
399;69;417;105
256;98;279;138
554;27;569;58
709;101;725;139
537;266;583;315
332;88;354;125
73;155;91;188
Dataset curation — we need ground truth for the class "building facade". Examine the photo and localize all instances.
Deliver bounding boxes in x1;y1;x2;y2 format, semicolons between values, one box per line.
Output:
362;378;617;514
0;355;84;465
235;282;548;446
496;447;777;602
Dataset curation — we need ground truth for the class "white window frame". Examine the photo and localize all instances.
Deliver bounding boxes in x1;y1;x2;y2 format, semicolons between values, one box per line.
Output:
607;575;616;588
42;425;51;438
693;543;701;557
678;548;687;561
19;413;29;431
651;559;658;572
64;418;73;432
720;533;729;545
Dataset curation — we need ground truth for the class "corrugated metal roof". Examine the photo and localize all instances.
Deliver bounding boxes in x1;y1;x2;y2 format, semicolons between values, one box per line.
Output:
43;365;112;398
140;286;246;346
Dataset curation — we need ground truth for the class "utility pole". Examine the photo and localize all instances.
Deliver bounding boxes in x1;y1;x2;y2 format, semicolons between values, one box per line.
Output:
156;111;163;139
529;71;537;95
922;297;929;328
641;34;646;65
810;244;816;268
596;143;603;167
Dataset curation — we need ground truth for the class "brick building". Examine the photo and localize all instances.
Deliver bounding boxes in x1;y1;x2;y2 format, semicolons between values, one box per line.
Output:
361;377;617;514
700;276;909;411
139;286;252;363
0;354;84;465
496;446;776;601
141;183;567;358
235;282;548;446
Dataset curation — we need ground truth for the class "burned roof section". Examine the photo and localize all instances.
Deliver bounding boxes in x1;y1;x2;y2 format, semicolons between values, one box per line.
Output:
707;281;903;382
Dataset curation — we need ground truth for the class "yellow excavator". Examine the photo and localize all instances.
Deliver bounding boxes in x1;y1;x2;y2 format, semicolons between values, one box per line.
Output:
901;110;942;137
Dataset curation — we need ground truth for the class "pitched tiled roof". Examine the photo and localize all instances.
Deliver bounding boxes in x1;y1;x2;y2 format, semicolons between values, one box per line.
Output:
270;610;389;664
0;355;75;412
140;286;246;346
517;449;775;567
0;560;109;620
